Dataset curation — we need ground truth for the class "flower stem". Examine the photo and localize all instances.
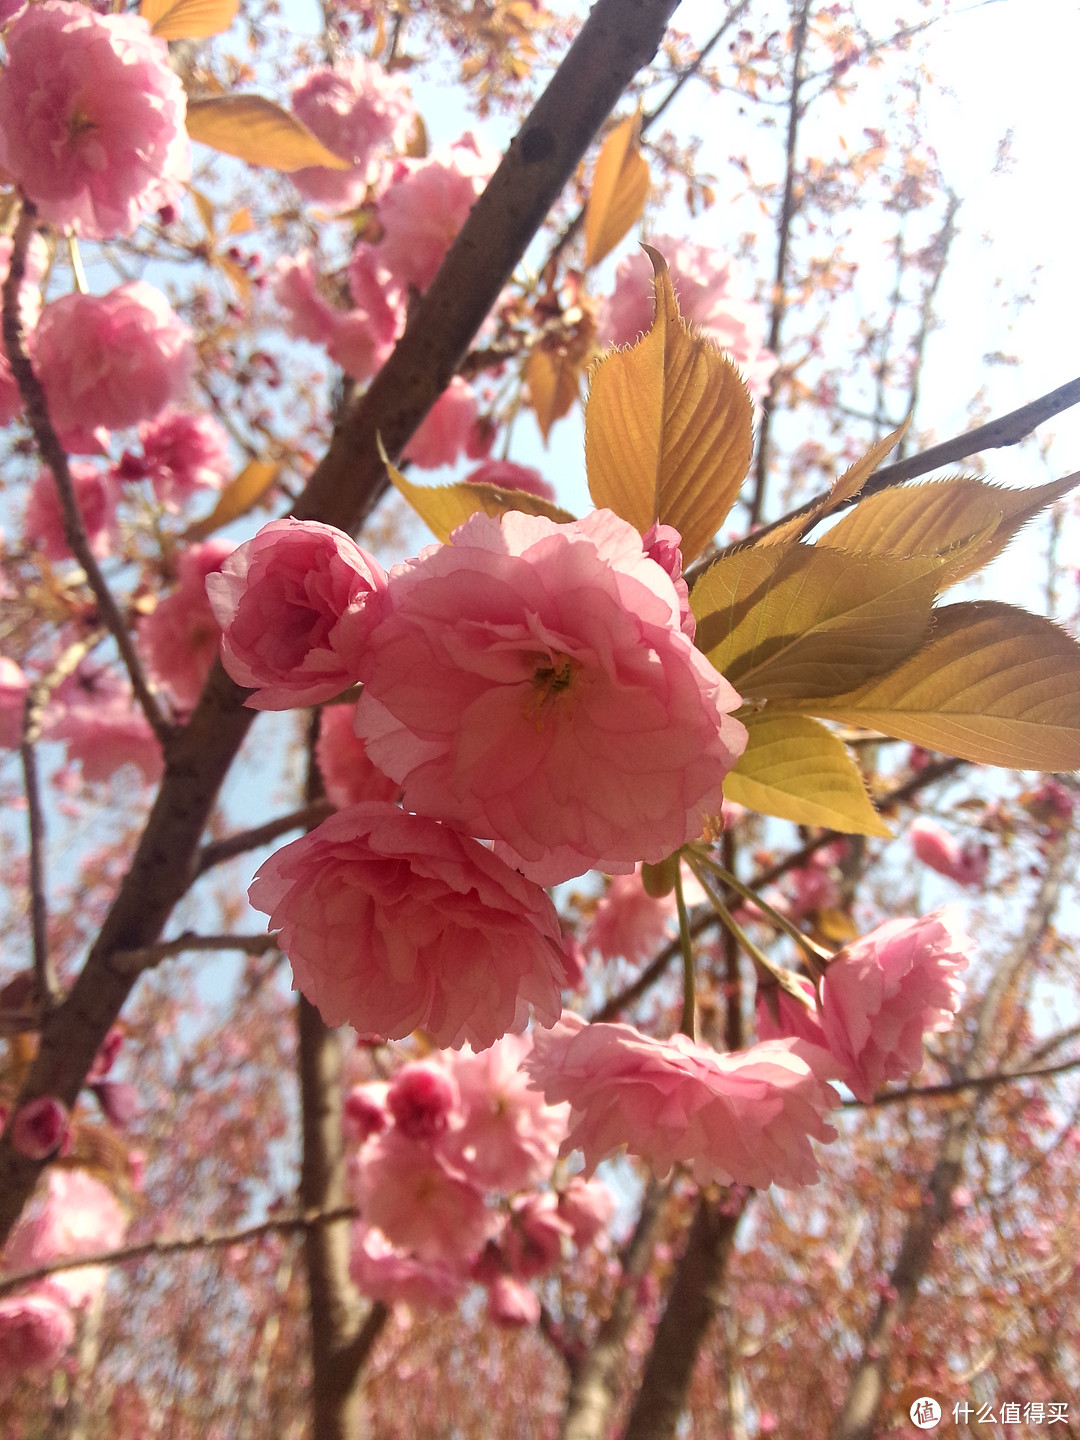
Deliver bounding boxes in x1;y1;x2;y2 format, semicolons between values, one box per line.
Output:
691;850;833;973
674;862;696;1040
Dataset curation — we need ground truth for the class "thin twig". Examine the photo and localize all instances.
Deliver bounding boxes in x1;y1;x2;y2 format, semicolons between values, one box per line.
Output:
195;800;334;877
1;203;175;749
110;930;281;977
0;1206;357;1300
844;1054;1080;1109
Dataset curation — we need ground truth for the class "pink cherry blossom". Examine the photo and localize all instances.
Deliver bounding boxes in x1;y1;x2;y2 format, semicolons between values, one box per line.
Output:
290;58;414;209
819;908;970;1102
34;283;195;449
526;1012;838;1188
206;518;387;710
0;233;47;426
642;522;694;640
3;1167;126;1312
402;377;479;469
557;1176;615;1247
487;1273;541;1328
315;702;400;809
354;1129;497;1264
9;1097;69;1159
356;508;747;885
444;1034;568;1192
586;866;677;965
343;1083;389;1145
375;134;496;293
138;540;236;711
24;462;116;563
387;1061;460;1140
350;1224;466;1310
0;658;28;750
272;253;339;347
249;802;570;1050
0;1293;75;1376
49;666;163;785
133;409;232;507
600;236;778;401
464;459;557;502
755;974;829;1051
0;1;188;239
503;1192;572;1278
909;817;989;888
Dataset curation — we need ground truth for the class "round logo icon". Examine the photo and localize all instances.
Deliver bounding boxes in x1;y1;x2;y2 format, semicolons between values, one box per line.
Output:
910;1398;942;1430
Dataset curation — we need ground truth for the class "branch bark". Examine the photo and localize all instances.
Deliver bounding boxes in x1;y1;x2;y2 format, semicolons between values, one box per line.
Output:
0;0;686;1249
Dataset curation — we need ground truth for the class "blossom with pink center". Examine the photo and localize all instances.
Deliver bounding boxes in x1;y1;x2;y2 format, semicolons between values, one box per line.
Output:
349;1224;466;1310
819;908;970;1102
0;658;28;750
315;702;400;809
503;1192;572;1278
0;1293;75;1376
34;284;195;449
402;377;479;470
290;58;414;209
138;540;236;711
526;1012;838;1188
10;1097;69;1159
0;233;47;426
375;134;496;293
343;1083;389;1145
557;1176;615;1247
908;817;989;888
133;409;231;507
387;1061;461;1140
24;462;117;563
600;236;778;401
249;802;570;1050
354;1129;496;1264
49;666;163;785
0;2;188;239
487;1273;541;1328
356;508;747;885
464;460;557;502
586;866;677;965
444;1033;568;1192
206;518;387;710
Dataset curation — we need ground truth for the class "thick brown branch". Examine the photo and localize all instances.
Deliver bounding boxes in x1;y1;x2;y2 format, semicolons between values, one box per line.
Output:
0;0;686;1249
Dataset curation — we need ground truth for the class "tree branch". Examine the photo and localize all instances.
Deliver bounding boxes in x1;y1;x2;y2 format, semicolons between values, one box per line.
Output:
844;1053;1080;1109
2;203;174;749
110;930;281;977
194;800;334;878
0;0;687;1249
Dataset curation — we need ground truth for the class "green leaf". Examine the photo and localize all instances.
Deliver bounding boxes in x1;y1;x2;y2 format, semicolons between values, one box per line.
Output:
185;96;353;173
816;471;1080;587
692;543;946;700
585;248;753;561
785;601;1080;771
381;447;575;542
724;712;890;837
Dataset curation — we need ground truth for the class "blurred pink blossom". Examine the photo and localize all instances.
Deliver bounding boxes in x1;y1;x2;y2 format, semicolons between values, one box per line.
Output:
487;1273;541;1328
49;666;163;785
343;1082;389;1145
133;409;231;507
526;1012;838;1188
0;658;28;750
557;1175;615;1247
10;1098;69;1159
24;462;116;563
387;1061;460;1141
249;802;570;1050
3;1167;126;1313
34;283;195;450
819;908;970;1101
356;508;746;885
139;540;236;711
586;866;677;965
0;1;188;239
503;1192;572;1278
207;518;387;710
272;253;338;347
315;701;400;809
909;817;989;887
349;1224;466;1310
402;377;479;469
290;58;414;209
464;459;556;502
0;1293;75;1377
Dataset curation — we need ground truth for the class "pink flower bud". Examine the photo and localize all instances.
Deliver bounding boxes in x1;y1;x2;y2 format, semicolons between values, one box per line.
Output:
10;1097;69;1159
387;1062;459;1141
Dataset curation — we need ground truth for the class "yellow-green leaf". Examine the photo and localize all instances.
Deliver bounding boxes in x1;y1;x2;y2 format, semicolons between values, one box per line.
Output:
692;543;947;699
185;96;353;173
585;249;753;562
383;451;575;543
754;421;910;549
526;349;581;442
584;114;650;268
816;470;1080;588
785;601;1080;771
141;0;238;37
724;711;890;837
184;459;280;541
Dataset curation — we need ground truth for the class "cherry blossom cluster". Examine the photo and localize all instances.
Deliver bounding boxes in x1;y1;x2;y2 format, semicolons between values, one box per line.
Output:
343;1035;613;1326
